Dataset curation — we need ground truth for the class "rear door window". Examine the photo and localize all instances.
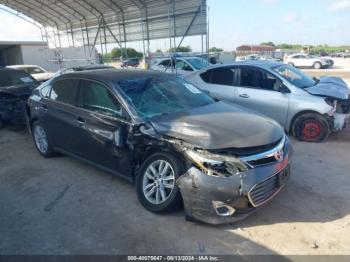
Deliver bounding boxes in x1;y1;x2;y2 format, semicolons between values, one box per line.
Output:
50;79;79;105
78;80;122;118
200;67;237;86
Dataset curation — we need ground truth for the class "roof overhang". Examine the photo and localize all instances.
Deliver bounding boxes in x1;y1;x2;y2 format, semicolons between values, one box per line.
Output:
0;0;207;46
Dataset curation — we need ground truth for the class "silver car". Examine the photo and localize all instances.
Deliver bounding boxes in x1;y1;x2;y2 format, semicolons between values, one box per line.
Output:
185;61;350;142
151;57;210;76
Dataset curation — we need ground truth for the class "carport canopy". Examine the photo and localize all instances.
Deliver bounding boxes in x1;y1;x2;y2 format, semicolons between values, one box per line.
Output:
0;0;207;52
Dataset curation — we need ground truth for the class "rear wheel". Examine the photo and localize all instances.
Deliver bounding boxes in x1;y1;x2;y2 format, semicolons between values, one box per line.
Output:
137;152;184;213
32;121;53;157
288;62;295;67
313;62;322;69
292;113;330;142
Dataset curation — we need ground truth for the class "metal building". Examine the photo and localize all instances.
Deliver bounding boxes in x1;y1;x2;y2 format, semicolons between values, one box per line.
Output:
0;41;97;71
0;0;208;67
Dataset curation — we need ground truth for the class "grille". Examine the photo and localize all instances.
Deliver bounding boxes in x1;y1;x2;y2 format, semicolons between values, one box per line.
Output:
247;156;276;167
248;174;281;207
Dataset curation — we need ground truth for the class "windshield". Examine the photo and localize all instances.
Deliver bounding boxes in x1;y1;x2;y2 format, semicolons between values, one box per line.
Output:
116;76;214;118
0;70;36;87
273;64;316;88
185;58;209;70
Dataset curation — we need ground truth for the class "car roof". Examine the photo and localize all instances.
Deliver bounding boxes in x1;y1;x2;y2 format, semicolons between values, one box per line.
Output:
158;56;204;61
201;60;284;71
58;69;173;83
69;64;115;71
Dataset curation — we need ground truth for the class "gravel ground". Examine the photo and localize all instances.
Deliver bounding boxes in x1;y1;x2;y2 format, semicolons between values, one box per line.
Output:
0;126;349;255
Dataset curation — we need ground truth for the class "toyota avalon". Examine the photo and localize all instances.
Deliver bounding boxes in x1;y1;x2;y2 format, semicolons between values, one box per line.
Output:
26;70;292;224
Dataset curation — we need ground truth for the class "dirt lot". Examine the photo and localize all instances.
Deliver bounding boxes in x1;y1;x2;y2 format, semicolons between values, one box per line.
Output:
0;126;349;255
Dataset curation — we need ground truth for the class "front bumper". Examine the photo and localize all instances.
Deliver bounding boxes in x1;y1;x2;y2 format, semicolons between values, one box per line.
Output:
0;96;28;124
333;113;350;130
177;141;292;225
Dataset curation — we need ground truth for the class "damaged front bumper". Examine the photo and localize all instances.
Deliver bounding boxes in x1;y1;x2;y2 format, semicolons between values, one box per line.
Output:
177;138;292;225
0;95;28;124
333;113;350;130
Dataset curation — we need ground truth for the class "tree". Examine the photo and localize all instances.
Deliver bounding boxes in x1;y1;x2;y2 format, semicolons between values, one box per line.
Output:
155;49;163;53
167;46;192;53
209;47;223;52
260;41;276;47
110;47;143;59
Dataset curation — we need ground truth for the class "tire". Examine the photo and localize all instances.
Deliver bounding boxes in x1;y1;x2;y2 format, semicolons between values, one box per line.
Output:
313;62;322;69
136;152;184;213
32;121;53;157
292;113;330;142
0;118;3;129
288;62;295;67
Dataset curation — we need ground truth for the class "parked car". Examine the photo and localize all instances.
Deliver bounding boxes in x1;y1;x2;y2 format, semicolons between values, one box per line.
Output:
0;68;39;128
285;53;333;69
185;61;350;142
151;57;210;75
121;58;140;68
332;52;350;58
7;65;54;82
27;69;292;225
51;64;115;79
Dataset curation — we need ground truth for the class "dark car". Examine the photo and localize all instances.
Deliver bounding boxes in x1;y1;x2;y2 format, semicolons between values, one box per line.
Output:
0;69;39;128
27;70;292;224
121;59;140;68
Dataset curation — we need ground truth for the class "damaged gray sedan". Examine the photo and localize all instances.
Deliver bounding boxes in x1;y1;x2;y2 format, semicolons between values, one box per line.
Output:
27;70;291;225
185;62;350;142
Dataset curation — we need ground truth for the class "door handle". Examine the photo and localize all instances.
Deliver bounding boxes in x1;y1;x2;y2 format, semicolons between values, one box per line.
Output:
39;104;47;112
239;94;250;98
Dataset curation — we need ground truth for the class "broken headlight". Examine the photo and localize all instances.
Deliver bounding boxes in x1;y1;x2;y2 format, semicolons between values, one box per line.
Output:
185;150;246;178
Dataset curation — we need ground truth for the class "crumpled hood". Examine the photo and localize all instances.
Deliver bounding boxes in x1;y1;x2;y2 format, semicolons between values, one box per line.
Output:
0;83;37;97
305;76;349;100
150;102;284;150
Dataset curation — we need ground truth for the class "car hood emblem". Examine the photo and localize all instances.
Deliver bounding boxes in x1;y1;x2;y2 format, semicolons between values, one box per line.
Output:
274;150;284;162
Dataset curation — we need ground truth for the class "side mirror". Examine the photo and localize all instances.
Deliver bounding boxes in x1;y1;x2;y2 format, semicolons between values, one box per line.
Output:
114;127;126;148
202;89;211;95
278;83;291;94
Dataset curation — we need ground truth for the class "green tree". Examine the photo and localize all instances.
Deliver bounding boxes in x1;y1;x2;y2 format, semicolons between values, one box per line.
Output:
110;47;143;59
209;47;224;52
155;49;163;53
167;46;192;53
260;41;276;47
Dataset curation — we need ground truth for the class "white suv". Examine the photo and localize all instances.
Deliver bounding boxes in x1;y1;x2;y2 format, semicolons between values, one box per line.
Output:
285;53;333;69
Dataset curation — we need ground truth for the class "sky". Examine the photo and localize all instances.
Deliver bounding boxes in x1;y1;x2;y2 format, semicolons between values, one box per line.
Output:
0;0;349;52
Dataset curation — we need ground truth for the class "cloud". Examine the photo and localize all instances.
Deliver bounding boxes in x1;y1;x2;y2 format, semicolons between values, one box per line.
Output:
261;0;280;4
329;0;350;11
284;12;297;22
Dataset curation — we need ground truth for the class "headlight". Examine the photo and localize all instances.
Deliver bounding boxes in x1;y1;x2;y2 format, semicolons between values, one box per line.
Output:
185;150;246;178
325;98;337;116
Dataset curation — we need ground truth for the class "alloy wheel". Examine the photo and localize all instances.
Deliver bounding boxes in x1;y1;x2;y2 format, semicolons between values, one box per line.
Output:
34;125;48;154
142;160;175;205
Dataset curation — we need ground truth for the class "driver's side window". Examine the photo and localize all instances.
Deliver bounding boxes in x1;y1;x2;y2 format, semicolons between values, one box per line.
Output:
78;80;122;118
175;60;193;71
238;67;282;92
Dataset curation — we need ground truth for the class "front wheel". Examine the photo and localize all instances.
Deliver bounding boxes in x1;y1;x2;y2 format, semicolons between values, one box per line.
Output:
32;121;53;157
136;152;184;213
313;62;322;69
292;113;330;142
